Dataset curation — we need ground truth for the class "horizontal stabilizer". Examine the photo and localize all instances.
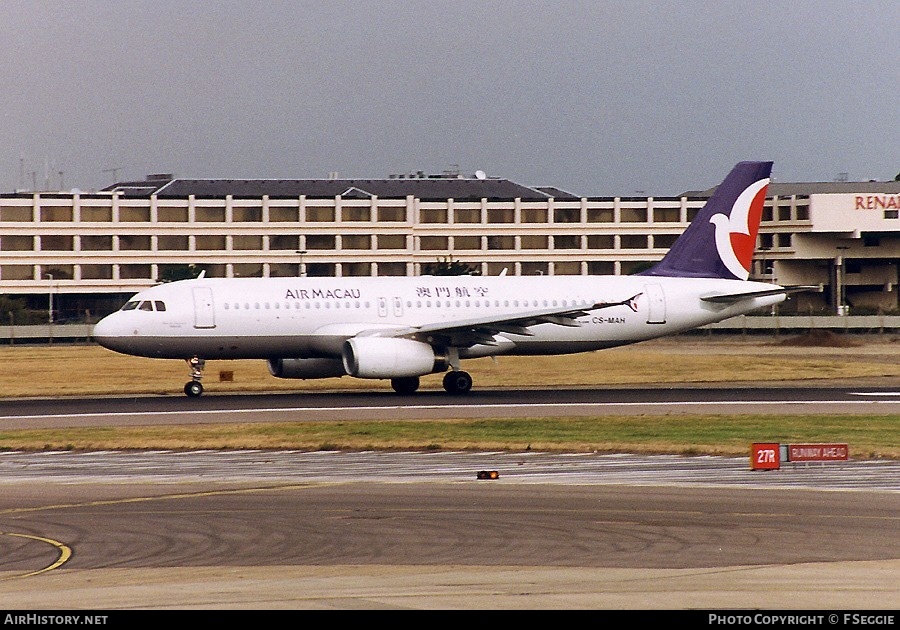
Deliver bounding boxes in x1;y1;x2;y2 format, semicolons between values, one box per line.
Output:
700;285;822;304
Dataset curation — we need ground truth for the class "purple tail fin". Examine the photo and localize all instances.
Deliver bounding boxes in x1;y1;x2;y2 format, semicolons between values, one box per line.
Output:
638;161;772;280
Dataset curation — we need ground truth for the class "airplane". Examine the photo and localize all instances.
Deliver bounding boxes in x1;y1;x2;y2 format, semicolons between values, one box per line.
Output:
93;160;810;397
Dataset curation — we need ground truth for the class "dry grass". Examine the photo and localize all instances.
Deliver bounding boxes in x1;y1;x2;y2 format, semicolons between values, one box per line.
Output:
2;333;899;398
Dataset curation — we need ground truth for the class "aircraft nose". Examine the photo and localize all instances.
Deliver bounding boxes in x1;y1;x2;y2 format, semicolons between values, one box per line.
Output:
93;314;126;351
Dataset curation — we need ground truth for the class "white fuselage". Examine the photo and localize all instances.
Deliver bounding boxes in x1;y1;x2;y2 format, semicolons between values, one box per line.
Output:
93;274;784;363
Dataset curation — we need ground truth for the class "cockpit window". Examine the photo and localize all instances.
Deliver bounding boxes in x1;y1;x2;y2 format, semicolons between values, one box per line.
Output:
121;301;139;311
139;301;153;311
154;301;166;312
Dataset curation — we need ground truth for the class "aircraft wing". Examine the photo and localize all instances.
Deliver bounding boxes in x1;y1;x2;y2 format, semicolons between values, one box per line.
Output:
700;285;822;304
357;294;643;348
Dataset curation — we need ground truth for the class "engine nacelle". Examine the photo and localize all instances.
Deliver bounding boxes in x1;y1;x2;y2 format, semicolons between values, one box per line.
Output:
267;357;347;380
342;337;448;379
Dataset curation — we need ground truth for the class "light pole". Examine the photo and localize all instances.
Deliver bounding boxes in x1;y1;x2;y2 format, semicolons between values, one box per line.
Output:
296;250;308;277
45;272;54;324
836;246;850;316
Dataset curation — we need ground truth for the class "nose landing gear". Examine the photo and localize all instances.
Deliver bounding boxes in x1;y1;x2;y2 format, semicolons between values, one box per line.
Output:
184;356;205;397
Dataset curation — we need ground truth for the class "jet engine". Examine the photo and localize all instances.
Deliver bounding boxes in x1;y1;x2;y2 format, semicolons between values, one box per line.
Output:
342;337;449;379
267;357;347;380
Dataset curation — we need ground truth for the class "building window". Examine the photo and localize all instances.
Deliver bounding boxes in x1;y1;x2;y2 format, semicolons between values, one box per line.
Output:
487;208;514;223
270;234;300;250
306;234;336;250
377;207;405;222
587;208;613;223
120;207;150;222
81;264;113;279
269;263;300;277
269;207;299;222
418;236;449;250
520;262;548;276
0;265;34;280
521;208;548;223
0;206;33;222
120;264;152;279
196;207;226;222
487;235;515;250
306;206;335;222
796;205;810;220
157;235;189;250
553;208;580;223
343;207;371;222
81;207;113;222
305;263;335;277
620;207;648;223
586;234;614;249
40;235;74;251
486;262;514;275
620;234;648;249
653;207;680;222
157;207;188;222
777;205;791;221
553;261;581;275
620;260;652;274
195;235;227;250
342;234;372;250
44;265;74;279
81;235;113;251
520;235;548;249
588;261;614;275
761;206;774;222
40;207;73;222
453;236;481;250
653;234;679;249
453;208;480;223
232;235;263;250
885;209;899;220
419;208;447;223
232;263;263;277
0;235;34;251
376;262;406;276
552;235;580;249
232;207;262;222
119;235;152;250
342;262;372;276
376;234;406;250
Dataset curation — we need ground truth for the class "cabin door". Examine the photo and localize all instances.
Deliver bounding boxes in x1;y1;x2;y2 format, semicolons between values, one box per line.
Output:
644;283;666;324
192;287;216;329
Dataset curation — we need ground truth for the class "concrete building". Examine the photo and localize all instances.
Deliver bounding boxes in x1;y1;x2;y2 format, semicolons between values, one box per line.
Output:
1;170;897;322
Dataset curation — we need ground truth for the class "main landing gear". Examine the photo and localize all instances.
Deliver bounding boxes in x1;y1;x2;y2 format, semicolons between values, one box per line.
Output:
442;370;472;394
184;356;205;397
389;370;473;395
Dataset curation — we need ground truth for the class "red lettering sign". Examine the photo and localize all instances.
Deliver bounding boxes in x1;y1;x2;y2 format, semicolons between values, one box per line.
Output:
788;443;849;462
855;195;900;210
751;443;781;470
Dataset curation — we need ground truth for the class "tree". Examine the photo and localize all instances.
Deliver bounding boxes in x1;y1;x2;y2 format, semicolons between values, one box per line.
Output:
421;256;481;276
157;264;207;283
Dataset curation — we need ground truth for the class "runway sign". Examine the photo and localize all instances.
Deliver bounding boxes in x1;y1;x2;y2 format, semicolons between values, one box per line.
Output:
751;443;781;470
788;443;849;462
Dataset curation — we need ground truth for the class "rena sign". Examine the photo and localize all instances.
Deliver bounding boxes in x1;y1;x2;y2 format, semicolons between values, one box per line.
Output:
854;194;900;210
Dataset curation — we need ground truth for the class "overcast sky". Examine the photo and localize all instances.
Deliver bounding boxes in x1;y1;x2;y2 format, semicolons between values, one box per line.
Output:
1;1;897;196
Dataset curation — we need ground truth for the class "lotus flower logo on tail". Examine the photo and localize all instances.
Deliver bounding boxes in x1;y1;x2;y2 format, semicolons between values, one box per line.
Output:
709;178;769;281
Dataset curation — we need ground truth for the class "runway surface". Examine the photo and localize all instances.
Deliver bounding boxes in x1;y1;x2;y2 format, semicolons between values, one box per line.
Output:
2;384;900;428
0;385;897;609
